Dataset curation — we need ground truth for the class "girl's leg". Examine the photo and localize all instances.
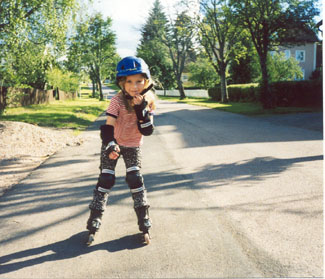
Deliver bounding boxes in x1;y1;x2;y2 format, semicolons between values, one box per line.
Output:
87;144;118;235
120;146;152;235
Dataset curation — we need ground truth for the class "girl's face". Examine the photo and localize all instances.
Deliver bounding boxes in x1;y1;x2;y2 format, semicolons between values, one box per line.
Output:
124;74;146;97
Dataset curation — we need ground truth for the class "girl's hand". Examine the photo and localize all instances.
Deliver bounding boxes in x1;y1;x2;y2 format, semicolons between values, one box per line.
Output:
133;95;144;105
108;145;120;160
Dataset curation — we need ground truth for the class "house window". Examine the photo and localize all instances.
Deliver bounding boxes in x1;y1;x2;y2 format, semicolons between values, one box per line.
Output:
295;50;305;62
284;50;291;59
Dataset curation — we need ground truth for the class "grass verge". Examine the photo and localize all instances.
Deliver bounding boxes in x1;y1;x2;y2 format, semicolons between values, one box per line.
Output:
158;96;322;116
0;98;109;132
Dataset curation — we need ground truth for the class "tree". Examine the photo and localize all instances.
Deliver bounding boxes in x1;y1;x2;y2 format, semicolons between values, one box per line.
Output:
46;67;79;98
268;52;303;82
67;13;118;100
162;11;196;99
228;31;260;84
188;56;219;89
136;0;176;90
0;0;77;85
231;0;320;108
197;0;244;103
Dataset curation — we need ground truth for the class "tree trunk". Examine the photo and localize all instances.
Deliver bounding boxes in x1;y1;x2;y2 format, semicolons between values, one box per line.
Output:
220;67;229;103
260;57;275;109
177;79;186;99
92;79;96;98
98;80;103;101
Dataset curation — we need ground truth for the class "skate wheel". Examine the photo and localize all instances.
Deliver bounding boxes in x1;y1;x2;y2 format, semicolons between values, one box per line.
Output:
144;233;151;245
86;233;95;246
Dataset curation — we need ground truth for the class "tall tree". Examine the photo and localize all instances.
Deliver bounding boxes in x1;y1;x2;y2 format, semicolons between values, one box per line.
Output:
67;13;118;100
231;0;320;108
162;11;196;99
197;0;244;103
136;0;176;90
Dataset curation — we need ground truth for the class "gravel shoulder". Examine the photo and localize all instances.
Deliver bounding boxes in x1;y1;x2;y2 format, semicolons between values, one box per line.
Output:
0;121;83;196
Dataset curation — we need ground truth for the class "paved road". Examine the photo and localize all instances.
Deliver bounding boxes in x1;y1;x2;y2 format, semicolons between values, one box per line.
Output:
0;100;323;278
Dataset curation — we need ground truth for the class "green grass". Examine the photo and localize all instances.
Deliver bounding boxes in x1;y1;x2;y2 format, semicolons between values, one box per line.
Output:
0;98;109;131
158;96;322;116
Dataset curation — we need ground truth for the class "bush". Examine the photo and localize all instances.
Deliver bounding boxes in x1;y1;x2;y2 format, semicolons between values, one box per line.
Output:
208;80;322;107
227;84;259;102
270;80;322;107
208;85;221;101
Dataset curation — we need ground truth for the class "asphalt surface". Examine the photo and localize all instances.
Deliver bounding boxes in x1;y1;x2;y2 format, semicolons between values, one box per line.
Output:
0;97;323;278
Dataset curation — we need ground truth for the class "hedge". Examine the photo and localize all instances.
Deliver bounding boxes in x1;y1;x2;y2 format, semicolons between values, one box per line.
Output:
270;80;322;107
208;83;259;102
208;80;322;107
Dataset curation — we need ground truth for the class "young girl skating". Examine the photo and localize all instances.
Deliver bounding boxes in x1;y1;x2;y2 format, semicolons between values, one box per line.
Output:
86;56;156;245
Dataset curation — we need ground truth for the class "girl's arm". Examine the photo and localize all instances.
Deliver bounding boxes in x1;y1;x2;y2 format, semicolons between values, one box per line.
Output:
106;115;116;126
102;116;119;160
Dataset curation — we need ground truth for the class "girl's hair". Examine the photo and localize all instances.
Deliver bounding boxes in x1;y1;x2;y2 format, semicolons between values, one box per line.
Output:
117;74;157;113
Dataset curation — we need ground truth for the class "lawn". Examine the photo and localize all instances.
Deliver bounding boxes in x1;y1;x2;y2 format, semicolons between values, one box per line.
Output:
0;98;109;131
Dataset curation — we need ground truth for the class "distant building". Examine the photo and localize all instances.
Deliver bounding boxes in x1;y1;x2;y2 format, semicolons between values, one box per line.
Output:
275;25;321;80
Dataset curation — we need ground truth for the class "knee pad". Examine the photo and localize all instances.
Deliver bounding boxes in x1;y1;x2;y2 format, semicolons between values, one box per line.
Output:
126;170;144;190
96;170;115;192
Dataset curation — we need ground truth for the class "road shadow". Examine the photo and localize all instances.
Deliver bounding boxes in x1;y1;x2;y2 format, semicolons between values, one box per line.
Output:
144;155;323;192
0;232;146;275
155;107;323;148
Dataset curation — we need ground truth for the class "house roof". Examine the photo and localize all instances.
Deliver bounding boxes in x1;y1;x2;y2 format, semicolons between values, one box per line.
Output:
282;25;320;44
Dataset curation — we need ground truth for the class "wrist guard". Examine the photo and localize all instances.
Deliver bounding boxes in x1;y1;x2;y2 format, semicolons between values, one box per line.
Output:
133;101;154;136
100;125;119;155
100;125;115;145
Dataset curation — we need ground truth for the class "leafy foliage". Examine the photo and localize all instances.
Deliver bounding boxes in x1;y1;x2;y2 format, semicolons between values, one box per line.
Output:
0;0;77;88
268;52;303;82
188;57;219;89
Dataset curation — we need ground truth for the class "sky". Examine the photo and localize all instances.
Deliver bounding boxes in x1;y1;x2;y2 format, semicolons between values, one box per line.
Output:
89;0;182;58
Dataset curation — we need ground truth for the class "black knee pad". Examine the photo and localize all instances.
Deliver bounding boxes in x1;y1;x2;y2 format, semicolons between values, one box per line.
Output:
96;173;115;191
126;171;143;189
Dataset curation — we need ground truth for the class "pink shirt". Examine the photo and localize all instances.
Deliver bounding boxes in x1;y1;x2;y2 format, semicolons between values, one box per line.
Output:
106;94;143;147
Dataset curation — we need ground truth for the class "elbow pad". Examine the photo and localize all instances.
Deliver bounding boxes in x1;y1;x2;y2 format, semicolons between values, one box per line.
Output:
134;101;154;136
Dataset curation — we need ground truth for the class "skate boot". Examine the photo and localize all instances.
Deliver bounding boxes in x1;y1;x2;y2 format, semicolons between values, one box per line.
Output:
86;209;103;245
135;206;152;244
86;189;109;245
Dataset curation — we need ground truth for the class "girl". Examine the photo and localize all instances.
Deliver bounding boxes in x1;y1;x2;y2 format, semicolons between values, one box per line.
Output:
86;56;156;245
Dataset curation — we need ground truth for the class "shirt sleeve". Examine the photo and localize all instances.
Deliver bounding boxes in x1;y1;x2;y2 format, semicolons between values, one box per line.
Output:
106;96;120;118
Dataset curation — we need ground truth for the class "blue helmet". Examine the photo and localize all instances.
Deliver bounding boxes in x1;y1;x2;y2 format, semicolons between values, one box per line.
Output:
116;56;151;80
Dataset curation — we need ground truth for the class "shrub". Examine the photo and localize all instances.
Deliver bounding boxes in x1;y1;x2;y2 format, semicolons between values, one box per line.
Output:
208;83;259;102
227;83;259;102
270;80;322;107
208;80;321;107
208;85;221;101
